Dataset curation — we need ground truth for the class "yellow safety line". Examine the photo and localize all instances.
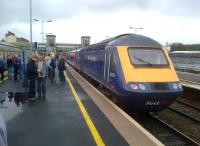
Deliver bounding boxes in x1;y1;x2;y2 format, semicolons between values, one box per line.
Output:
64;71;105;146
0;77;8;84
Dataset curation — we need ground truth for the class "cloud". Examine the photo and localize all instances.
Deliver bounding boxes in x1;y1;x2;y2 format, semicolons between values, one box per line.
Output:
1;0;200;27
1;0;200;44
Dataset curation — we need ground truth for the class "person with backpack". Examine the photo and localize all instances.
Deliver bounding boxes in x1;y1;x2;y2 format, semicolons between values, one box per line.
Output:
0;57;5;81
58;55;66;83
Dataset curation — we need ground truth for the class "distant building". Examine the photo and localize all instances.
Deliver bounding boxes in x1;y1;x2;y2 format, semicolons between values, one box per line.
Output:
46;35;56;53
4;31;29;48
38;35;91;53
5;31;16;43
1;31;91;53
81;36;90;46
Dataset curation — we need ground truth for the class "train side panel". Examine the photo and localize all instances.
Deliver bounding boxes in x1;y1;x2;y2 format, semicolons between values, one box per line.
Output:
79;50;105;83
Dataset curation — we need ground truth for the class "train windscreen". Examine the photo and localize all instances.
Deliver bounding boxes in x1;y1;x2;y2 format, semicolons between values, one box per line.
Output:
128;48;169;67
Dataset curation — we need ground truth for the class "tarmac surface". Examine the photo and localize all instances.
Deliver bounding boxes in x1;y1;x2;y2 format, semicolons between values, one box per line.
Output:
0;70;129;146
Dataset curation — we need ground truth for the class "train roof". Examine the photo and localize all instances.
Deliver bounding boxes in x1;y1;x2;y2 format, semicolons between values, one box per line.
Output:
107;33;162;47
80;34;162;52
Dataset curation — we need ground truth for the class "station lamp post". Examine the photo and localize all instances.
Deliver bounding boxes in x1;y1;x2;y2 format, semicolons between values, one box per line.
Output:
33;19;53;43
129;27;143;34
30;0;32;51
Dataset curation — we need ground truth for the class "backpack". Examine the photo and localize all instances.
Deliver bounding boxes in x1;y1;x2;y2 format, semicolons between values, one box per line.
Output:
58;60;65;70
50;59;56;69
0;60;4;69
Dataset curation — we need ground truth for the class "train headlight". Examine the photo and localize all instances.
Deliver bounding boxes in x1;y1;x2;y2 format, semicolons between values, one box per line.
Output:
130;84;138;90
178;82;182;89
172;83;178;90
139;84;146;90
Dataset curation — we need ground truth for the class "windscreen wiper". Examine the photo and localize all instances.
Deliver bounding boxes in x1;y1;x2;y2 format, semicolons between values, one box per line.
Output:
133;56;153;65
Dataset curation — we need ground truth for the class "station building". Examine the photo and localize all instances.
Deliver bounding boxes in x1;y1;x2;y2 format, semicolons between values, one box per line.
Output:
1;31;91;53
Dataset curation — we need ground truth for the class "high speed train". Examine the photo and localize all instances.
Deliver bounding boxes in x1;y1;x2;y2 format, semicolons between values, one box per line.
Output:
67;34;183;112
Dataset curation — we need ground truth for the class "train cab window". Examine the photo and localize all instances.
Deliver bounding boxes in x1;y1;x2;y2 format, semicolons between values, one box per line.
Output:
110;55;116;72
128;48;169;67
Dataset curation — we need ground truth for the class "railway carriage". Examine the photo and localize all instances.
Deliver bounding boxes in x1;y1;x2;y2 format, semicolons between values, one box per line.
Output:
67;34;183;112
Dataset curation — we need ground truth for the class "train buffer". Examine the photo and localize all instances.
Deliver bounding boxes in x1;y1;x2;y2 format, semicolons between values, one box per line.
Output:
0;68;164;146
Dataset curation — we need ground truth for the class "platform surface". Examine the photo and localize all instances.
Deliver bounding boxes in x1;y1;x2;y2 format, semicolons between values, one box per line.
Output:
177;71;200;83
0;71;129;146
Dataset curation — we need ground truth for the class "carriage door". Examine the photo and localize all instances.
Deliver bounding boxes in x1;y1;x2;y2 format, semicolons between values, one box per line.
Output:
104;52;111;83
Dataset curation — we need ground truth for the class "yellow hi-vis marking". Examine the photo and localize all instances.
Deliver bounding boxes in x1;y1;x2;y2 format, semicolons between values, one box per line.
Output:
0;77;8;84
64;71;105;146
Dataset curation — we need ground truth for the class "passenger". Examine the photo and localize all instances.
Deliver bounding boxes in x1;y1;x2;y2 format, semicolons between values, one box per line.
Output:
58;55;66;83
26;54;38;101
12;54;20;82
37;56;47;100
44;54;51;79
6;55;13;78
0;57;5;81
0;114;7;146
18;54;24;81
47;53;56;83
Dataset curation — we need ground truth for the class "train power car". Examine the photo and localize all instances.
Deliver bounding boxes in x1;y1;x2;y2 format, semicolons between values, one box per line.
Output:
67;34;183;112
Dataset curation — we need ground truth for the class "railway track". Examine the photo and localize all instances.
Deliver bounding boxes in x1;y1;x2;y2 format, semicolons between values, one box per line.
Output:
168;105;200;123
176;100;200;112
132;113;200;146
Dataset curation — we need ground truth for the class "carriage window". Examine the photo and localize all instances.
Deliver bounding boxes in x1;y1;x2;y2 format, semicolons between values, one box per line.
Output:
128;48;169;66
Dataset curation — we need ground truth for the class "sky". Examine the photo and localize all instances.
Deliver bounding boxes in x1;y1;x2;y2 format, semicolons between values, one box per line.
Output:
1;0;200;45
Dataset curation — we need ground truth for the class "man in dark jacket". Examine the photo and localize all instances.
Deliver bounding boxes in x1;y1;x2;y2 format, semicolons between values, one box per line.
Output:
58;56;66;83
26;55;38;100
12;54;20;82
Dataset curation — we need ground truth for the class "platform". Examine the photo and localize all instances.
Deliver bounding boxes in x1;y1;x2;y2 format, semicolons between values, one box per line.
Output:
0;68;163;146
177;71;200;90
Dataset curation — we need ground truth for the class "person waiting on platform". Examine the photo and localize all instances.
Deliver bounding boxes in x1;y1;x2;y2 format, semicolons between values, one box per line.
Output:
44;54;51;79
47;53;56;83
6;55;13;78
37;56;47;100
58;55;66;83
27;54;38;101
12;54;20;82
0;57;5;81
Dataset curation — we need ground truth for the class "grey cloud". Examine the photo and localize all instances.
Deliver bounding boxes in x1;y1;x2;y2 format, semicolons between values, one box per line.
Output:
1;0;200;27
0;0;29;25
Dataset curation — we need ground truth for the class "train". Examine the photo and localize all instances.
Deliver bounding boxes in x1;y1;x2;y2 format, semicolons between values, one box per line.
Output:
67;34;183;112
